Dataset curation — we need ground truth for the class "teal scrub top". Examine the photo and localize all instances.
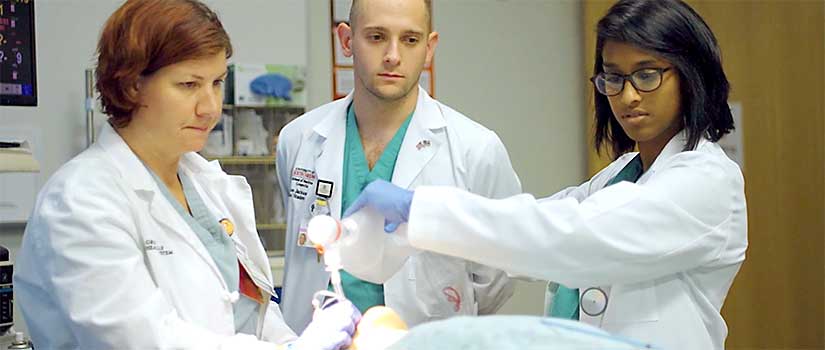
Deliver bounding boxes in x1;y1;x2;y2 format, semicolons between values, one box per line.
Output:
147;167;259;333
549;154;644;320
336;102;414;313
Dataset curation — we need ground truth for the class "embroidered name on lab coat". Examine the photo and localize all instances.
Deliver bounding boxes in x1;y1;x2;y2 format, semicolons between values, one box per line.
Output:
144;239;174;256
290;167;317;201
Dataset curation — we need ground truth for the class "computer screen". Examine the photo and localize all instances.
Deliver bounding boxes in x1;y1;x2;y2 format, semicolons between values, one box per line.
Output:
0;0;36;106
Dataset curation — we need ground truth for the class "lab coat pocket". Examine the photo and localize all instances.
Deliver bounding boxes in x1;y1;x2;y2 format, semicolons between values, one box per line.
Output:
602;282;659;325
412;253;472;319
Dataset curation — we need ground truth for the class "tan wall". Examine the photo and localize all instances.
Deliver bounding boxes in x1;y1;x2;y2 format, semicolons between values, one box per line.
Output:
583;1;825;349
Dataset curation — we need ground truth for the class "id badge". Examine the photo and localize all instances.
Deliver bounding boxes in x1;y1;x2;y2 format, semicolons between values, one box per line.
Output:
297;201;318;248
297;227;314;248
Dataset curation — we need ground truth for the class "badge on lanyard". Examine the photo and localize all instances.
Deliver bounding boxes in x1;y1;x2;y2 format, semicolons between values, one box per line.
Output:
297;180;335;248
316;179;334;199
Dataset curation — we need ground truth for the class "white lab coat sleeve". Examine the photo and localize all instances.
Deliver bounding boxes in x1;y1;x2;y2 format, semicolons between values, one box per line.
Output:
29;169;281;350
464;131;521;314
407;152;737;288
543;154;630;203
261;301;299;344
536;175;594;305
537;159;621;303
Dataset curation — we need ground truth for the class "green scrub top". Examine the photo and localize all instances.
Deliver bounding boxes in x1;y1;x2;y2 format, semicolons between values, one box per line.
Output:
336;102;414;313
549;154;644;320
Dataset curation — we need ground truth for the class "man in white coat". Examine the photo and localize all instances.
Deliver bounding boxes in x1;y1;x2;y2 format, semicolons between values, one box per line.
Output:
277;0;521;332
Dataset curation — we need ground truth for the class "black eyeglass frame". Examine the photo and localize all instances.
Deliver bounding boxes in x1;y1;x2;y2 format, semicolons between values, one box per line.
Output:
590;67;673;96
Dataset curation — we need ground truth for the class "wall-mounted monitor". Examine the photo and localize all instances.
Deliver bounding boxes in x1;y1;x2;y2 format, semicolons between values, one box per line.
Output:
0;0;36;106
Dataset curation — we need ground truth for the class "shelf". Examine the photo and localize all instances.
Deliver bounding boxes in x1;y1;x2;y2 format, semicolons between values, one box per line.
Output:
257;223;287;230
223;104;305;112
207;156;276;165
267;250;285;258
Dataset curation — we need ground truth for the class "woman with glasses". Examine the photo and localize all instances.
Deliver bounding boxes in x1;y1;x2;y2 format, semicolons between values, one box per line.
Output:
340;0;747;349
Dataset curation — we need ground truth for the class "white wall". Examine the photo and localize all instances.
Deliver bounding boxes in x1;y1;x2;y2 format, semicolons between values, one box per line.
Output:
307;0;586;315
306;1;334;109
433;0;585;198
433;0;585;316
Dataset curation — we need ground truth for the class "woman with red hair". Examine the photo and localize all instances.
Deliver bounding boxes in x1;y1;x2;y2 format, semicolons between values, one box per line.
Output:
13;1;358;349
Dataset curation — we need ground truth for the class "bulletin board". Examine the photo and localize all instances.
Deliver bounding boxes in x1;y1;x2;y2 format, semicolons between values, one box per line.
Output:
329;0;434;100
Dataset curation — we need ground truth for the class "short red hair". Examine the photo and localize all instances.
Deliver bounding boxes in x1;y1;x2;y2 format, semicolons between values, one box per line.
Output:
95;0;232;127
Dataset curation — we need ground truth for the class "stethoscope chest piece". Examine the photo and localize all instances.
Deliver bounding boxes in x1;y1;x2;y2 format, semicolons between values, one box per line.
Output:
580;287;608;317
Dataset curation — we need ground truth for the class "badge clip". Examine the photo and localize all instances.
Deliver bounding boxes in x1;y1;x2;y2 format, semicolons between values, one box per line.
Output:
316;179;334;199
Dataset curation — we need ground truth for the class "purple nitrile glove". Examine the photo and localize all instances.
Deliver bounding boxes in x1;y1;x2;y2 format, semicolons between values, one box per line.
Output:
343;179;414;233
291;298;361;350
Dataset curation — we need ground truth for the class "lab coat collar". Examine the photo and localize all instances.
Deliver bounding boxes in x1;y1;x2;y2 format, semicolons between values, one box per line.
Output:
178;147;276;290
644;129;707;178
410;85;447;130
99;123;274;292
311;95;350;219
178;160;276;292
96;122;157;193
311;86;445;138
97;122;236;289
310;86;446;215
97;122;224;192
312;92;353;140
180;150;225;176
393;86;445;189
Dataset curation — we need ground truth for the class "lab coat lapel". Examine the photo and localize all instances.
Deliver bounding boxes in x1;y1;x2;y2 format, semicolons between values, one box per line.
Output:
97;124;224;283
181;154;275;290
312;94;351;219
143;186;230;288
639;130;689;183
393;87;445;189
179;155;243;245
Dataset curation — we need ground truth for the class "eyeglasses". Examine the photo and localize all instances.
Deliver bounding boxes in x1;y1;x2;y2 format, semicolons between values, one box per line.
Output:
591;67;672;96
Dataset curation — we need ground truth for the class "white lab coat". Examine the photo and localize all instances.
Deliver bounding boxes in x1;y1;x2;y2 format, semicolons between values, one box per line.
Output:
406;132;748;350
14;123;297;349
276;87;521;332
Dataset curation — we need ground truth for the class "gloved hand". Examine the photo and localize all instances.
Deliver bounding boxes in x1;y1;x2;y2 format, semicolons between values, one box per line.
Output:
291;298;361;350
343;179;414;233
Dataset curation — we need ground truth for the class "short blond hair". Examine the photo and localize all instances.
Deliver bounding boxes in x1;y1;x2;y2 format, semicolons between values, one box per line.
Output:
349;0;432;32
